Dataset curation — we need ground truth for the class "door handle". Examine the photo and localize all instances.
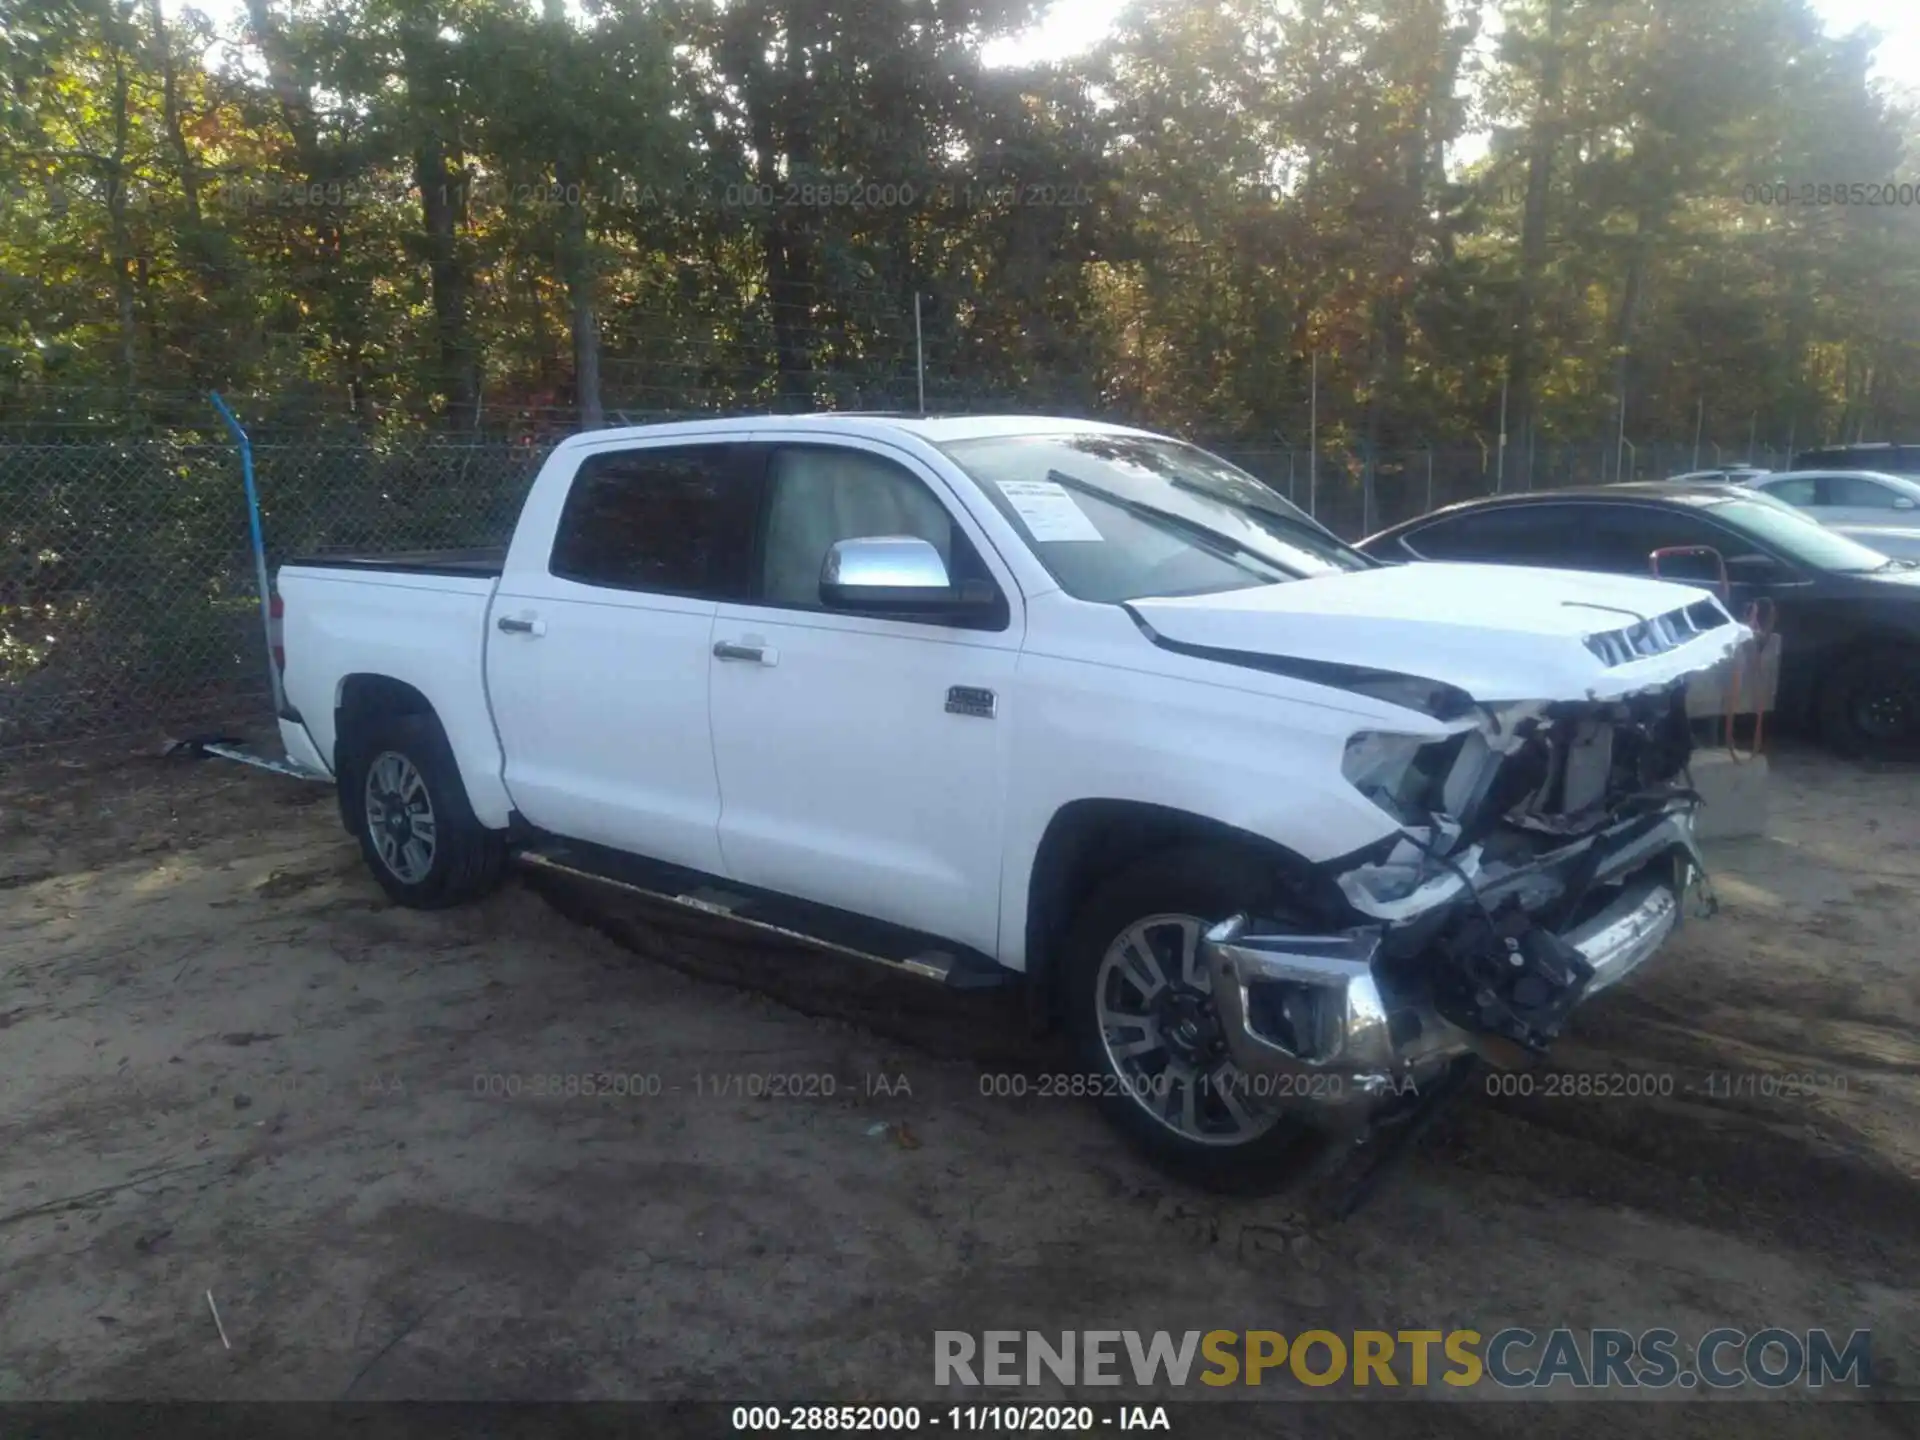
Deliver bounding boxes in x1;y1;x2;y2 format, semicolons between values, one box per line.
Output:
497;615;546;636
713;640;777;665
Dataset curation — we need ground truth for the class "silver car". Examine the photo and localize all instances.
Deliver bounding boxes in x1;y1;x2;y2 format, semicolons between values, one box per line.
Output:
1666;466;1772;485
1737;470;1920;561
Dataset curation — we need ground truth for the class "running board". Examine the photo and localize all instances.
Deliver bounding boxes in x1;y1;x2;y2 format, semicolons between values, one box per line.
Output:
166;735;330;782
516;847;1013;991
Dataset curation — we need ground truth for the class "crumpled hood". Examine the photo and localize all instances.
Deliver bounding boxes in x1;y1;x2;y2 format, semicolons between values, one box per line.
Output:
1127;561;1750;705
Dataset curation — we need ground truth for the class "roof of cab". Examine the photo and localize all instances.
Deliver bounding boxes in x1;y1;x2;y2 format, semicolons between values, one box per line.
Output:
551;412;1156;449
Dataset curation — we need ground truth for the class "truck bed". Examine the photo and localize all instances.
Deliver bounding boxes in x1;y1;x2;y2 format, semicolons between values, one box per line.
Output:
283;547;506;578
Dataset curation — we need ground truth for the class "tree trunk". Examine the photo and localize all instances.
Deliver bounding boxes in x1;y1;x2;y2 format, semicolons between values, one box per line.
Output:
414;134;480;430
105;29;138;396
566;210;603;428
246;0;374;420
764;0;818;409
1610;0;1676;464
1609;206;1656;475
246;0;321;157
760;197;813;409
1360;0;1451;506
543;0;602;428
1509;0;1565;479
402;19;480;431
146;0;201;223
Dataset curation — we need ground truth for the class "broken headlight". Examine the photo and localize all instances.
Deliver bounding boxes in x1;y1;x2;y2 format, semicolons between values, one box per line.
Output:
1341;730;1468;825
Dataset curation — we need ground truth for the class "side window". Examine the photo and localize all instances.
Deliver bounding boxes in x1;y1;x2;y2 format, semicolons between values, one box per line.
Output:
1584;507;1736;577
757;445;989;612
1761;477;1819;507
1401;505;1589;566
549;445;755;597
1827;476;1902;509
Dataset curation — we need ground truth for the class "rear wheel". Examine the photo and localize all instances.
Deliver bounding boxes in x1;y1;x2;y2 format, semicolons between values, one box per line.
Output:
338;712;507;908
1818;648;1920;759
1061;846;1329;1194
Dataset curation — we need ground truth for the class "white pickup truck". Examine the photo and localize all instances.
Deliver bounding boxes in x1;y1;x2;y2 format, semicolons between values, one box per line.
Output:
276;414;1746;1191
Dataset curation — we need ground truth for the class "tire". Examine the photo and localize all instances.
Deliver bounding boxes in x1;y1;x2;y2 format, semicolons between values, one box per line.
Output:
1817;648;1920;760
337;711;508;908
1060;845;1329;1194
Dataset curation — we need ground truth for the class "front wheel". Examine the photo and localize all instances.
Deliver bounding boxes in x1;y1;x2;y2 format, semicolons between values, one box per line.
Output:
1061;847;1328;1194
338;712;508;908
1818;648;1920;759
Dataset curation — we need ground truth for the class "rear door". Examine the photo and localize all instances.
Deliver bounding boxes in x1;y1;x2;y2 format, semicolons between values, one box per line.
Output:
1819;474;1915;527
485;441;759;871
705;438;1021;955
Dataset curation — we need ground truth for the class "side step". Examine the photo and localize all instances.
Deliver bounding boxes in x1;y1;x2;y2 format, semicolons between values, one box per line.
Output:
165;734;330;782
517;844;1013;991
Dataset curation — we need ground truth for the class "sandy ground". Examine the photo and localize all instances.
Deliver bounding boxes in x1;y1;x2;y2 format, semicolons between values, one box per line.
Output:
1;737;1917;1436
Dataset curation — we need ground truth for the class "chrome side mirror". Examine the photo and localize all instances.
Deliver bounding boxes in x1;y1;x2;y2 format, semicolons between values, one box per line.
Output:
1893;496;1916;512
820;536;993;614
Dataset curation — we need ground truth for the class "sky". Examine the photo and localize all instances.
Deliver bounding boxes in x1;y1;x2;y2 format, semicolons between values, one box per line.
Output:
980;0;1920;80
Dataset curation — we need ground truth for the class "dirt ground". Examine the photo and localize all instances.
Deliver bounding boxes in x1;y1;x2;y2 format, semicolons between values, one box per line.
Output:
1;734;1917;1435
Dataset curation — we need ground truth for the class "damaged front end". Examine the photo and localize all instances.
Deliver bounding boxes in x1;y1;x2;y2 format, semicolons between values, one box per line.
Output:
1203;647;1729;1121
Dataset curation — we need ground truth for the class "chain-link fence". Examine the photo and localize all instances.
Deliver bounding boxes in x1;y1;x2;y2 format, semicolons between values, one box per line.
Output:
0;419;1798;753
0;432;548;750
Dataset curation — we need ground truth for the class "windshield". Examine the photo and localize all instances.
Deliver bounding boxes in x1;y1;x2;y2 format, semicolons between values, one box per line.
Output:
1707;497;1895;571
940;433;1372;603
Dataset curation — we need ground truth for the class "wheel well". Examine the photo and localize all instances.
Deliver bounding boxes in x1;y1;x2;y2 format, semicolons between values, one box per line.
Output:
1810;636;1920;727
1023;800;1320;1024
336;673;435;739
332;675;438;834
1803;636;1919;709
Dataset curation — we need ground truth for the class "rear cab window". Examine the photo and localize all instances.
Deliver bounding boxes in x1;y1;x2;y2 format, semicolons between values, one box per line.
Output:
548;444;759;599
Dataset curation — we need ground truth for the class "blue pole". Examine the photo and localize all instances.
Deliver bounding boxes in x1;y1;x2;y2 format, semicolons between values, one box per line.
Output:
210;392;286;719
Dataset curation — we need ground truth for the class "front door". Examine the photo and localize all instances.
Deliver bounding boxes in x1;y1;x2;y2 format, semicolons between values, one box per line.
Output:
707;439;1022;956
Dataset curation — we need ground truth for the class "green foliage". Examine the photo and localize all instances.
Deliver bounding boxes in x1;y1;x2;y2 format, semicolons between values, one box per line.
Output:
8;0;1914;744
1;0;1914;444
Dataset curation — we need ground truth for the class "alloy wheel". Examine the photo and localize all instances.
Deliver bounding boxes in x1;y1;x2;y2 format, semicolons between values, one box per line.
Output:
363;750;438;884
1094;913;1277;1146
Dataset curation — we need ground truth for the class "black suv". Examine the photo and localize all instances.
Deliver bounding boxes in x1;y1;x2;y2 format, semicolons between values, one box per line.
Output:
1791;442;1920;476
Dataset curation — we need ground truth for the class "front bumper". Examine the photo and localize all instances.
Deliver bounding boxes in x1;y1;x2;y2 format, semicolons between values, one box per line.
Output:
1201;810;1705;1116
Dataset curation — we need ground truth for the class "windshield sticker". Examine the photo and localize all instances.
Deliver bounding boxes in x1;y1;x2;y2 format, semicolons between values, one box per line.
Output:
994;479;1104;542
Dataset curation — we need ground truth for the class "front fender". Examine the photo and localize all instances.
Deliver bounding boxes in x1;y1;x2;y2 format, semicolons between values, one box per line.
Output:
995;647;1414;971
